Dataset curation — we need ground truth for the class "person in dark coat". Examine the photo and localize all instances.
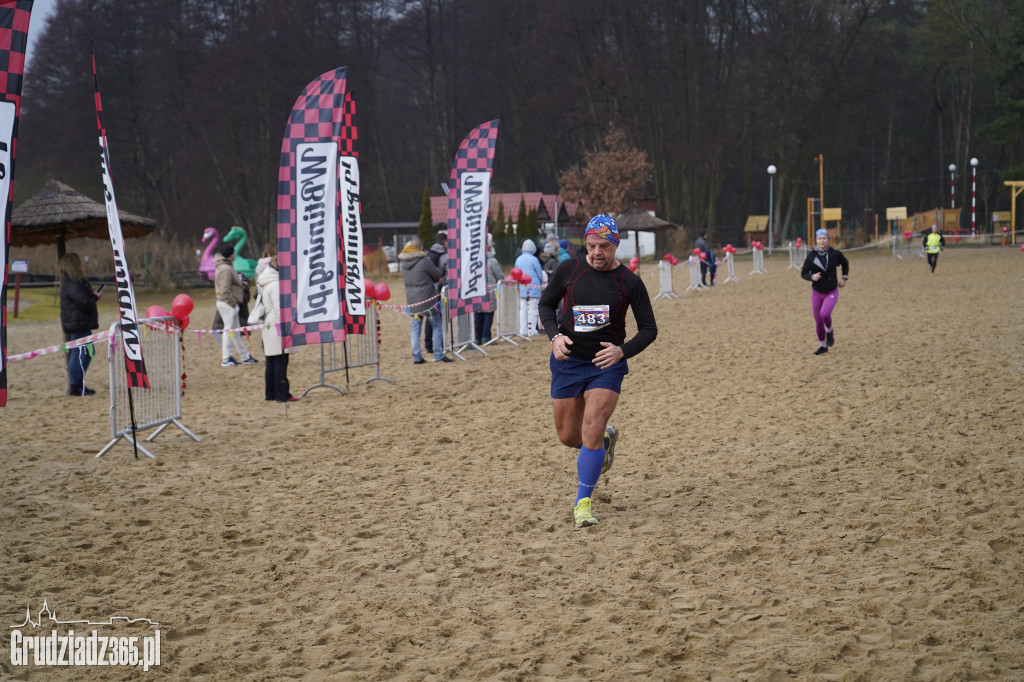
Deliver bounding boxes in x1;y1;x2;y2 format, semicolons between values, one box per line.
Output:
423;229;447;354
59;253;103;396
695;231;716;286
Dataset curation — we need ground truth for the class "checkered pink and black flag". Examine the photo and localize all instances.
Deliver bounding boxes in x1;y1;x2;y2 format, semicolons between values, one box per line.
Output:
0;0;32;407
92;46;149;389
339;91;366;336
277;67;353;349
445;120;499;318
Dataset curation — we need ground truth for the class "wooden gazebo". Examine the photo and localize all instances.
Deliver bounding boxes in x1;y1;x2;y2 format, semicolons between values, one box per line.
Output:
614;205;677;258
10;178;157;258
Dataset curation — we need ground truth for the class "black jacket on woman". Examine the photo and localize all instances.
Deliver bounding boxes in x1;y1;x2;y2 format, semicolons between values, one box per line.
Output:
60;276;99;335
800;247;849;294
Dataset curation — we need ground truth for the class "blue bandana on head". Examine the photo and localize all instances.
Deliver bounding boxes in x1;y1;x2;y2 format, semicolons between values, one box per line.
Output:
815;228;828;239
585;214;620;246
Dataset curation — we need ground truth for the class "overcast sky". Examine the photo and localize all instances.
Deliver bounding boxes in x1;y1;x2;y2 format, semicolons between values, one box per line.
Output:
25;0;56;68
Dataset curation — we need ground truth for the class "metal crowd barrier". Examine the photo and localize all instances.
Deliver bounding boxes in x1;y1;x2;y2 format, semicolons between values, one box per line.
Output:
477;286;501;348
440;286;486;360
493;281;530;345
99;316;200;458
301;301;392;397
653;260;679;300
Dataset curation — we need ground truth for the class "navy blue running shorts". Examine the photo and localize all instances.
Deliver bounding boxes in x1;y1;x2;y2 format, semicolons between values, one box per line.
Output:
549;354;629;399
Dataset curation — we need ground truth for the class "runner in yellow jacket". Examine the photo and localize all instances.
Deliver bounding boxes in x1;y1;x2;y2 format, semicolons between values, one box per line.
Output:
923;224;945;275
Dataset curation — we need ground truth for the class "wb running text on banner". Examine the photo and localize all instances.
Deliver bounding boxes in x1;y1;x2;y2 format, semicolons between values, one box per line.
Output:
276;67;367;349
445;119;499;319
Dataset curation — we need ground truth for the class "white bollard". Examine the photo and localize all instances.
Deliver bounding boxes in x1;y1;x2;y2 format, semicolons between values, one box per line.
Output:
787;242;805;270
723;251;740;283
653;260;679;300
750;247;767;275
686;255;707;291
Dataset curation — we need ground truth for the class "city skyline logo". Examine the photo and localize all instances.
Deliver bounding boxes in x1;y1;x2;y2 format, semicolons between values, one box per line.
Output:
10;599;161;629
9;599;161;671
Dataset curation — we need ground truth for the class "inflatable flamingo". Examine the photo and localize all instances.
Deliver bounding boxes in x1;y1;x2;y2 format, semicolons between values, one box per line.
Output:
223;226;257;280
198;227;219;282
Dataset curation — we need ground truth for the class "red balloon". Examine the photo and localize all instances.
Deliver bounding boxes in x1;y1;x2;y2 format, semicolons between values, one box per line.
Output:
629;256;639;265
795;238;803;247
669;255;679;266
628;262;638;272
364;278;375;295
365;284;376;300
179;315;190;330
903;230;912;240
374;282;391;301
692;248;702;256
510;267;523;281
724;244;733;253
146;305;172;319
520;274;532;285
1020;243;1024;251
171;293;194;321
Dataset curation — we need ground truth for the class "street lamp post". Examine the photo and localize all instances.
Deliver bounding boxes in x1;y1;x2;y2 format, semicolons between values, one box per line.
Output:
767;165;777;255
970;158;978;236
949;163;957;209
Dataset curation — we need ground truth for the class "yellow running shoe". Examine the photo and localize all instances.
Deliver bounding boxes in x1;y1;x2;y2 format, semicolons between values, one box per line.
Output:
602;424;618;474
573;497;598;528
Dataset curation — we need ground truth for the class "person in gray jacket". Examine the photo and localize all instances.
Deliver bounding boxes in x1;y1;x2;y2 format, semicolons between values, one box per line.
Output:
400;236;451;363
423;229;447;354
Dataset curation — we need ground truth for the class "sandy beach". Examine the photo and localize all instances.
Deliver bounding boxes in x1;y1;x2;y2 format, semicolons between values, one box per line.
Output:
2;245;1023;680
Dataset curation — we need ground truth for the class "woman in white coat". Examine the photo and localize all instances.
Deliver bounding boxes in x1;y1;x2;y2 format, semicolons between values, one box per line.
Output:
258;254;296;402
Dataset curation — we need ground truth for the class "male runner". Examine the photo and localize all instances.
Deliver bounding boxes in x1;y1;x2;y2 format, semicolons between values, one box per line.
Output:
923;224;945;275
539;214;658;528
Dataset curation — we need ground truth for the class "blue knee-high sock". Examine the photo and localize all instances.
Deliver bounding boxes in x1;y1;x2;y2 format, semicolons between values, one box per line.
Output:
576;445;605;504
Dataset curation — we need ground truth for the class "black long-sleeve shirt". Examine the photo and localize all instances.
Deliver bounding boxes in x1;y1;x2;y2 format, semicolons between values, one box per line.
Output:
800;247;849;293
539;257;658;362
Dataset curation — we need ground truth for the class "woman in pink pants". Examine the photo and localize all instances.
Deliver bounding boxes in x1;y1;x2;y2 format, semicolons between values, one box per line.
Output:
800;228;849;355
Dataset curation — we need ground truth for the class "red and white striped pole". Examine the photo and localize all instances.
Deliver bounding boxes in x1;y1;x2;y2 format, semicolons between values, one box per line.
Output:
970;157;978;235
949;163;956;210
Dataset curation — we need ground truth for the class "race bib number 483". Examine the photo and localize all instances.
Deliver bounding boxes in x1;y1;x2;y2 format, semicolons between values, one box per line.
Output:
573;304;610;332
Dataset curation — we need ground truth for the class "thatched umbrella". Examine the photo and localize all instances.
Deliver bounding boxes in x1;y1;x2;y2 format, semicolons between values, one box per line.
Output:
614;205;677;258
10;178;157;259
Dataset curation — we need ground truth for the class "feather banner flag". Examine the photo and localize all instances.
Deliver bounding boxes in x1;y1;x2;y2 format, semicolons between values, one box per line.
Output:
0;0;32;407
445;120;499;318
91;45;149;389
339;91;366;335
277;67;363;348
